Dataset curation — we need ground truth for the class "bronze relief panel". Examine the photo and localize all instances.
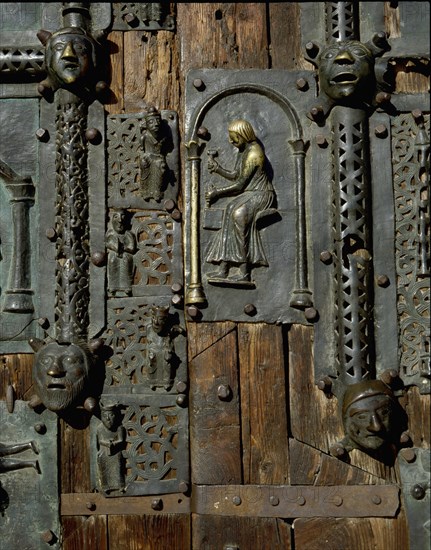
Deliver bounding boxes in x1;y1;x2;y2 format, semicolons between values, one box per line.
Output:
185;69;317;323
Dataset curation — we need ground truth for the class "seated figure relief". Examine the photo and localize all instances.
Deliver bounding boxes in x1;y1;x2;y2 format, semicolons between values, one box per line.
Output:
205;119;277;287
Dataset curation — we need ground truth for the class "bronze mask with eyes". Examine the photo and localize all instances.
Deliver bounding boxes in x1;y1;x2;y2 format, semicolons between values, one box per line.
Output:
342;380;397;451
33;341;91;411
318;40;375;103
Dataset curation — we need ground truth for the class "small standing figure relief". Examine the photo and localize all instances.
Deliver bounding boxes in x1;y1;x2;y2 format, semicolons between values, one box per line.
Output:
205;119;276;287
0;440;40;474
96;403;126;495
140;107;168;202
106;209;136;297
145;306;185;391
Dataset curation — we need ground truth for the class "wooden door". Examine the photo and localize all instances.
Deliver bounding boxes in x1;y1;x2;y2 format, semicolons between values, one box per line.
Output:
1;3;429;549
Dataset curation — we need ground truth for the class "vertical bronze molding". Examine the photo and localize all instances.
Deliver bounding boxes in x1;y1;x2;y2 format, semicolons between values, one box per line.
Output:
326;2;358;42
0;161;35;313
331;107;374;384
54;92;90;342
185;139;207;306
289;139;313;309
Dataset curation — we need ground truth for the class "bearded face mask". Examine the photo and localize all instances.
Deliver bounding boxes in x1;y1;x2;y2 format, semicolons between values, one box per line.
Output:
32;342;90;411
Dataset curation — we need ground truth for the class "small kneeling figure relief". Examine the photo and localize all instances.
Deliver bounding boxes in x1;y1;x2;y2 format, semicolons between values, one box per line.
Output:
106;209;137;297
140;106;169;202
145;306;185;391
205;119;276;287
96;403;126;495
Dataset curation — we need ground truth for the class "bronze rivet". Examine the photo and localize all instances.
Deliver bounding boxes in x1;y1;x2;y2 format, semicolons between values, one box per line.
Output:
171;282;183;294
375;92;391;105
124;13;138;26
178;481;189;493
38;317;50;329
411;484;426;500
171;294;183;307
187;305;201;319
296;78;309;91
164;199;176;212
91;251;106;267
412;109;423;121
317;377;332;392
40;530;55;544
86;501;96;511
376;274;389;287
304;307;318;322
379;368;398;385
310;106;324;120
176;381;187;393
372;495;382;505
269;495;279;506
400;431;410;444
400;448;416;463
89;338;104;353
320;250;332;264
151;498;163;510
333;496;343;507
232;495;242;506
297;496;306;506
176;394;187;407
171;209;182;221
35;128;50;142
85;128;101;144
83;397;97;413
374;124;388;138
305;41;319;57
34;422;47;434
244;303;257;316
217;384;232;400
193;78;205;91
45;227;57;241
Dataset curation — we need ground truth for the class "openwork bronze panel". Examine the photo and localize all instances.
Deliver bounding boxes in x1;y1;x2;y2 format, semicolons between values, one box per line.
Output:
91;394;188;496
392;112;430;393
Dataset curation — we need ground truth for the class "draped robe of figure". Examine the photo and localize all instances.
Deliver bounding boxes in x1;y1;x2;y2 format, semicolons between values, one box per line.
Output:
206;141;275;268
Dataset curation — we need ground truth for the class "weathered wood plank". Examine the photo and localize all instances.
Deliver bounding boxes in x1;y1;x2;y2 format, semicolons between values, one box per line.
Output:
289;439;388;486
123;30;180;113
189;324;242;484
192;514;292;550
0;354;33;401
62;515;108;550
294;515;409;550
288;325;343;452
406;386;431;447
108;514;190;550
105;31;124;115
238;323;289;484
60;416;92;494
177;3;269;73
269;2;313;70
187;321;236;362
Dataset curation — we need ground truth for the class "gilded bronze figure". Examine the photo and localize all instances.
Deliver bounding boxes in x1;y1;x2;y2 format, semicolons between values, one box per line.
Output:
0;440;40;474
140;106;168;202
96;402;126;495
106;209;136;297
205;119;276;286
31;340;92;412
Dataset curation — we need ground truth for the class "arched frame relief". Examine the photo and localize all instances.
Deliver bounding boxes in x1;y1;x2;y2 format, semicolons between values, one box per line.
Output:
184;74;314;323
